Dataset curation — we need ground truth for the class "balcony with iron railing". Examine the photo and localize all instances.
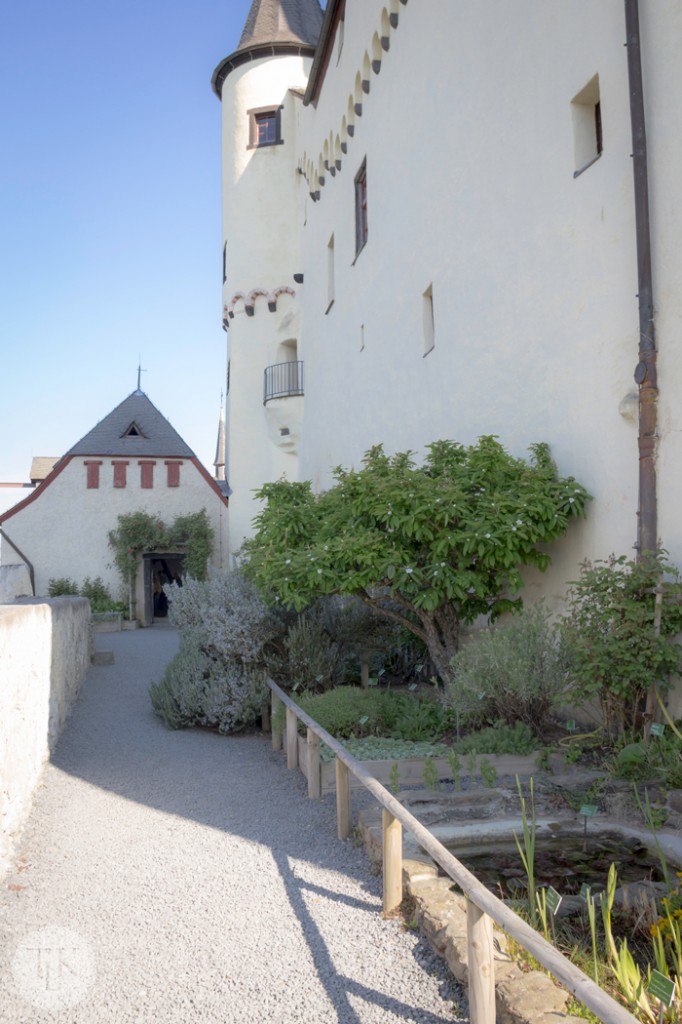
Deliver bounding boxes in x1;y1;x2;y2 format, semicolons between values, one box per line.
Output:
263;360;304;404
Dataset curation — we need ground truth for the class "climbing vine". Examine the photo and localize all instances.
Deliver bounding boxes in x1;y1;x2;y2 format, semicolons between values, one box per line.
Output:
167;511;214;581
108;509;214;589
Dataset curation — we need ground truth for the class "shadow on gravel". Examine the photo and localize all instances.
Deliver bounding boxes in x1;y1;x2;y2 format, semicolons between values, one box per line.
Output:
269;846;458;1023
47;629;459;1022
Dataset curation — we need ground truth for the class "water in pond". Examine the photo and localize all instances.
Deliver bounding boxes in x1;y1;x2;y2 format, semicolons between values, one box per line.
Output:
445;831;665;898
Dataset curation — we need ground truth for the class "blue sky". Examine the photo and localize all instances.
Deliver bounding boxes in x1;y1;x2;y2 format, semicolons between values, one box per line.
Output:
0;0;254;499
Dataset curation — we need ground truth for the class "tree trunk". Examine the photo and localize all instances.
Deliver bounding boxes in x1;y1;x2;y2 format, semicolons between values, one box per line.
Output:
356;589;461;686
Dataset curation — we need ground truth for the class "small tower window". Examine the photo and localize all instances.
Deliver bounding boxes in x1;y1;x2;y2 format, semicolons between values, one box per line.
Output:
354;159;368;256
247;106;284;149
326;234;335;313
571;75;603;177
423;285;435;356
256;112;277;144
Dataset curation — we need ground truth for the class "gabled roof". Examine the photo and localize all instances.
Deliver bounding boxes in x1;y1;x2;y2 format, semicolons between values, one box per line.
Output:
238;0;324;49
67;390;195;459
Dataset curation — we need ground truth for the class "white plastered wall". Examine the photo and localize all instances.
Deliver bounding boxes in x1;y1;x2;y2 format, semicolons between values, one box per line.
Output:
0;598;90;878
287;0;682;604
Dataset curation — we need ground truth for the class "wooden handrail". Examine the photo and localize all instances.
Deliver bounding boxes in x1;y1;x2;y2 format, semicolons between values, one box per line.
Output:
268;679;640;1024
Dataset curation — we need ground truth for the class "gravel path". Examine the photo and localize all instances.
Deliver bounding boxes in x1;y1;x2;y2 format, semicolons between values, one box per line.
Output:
0;628;465;1024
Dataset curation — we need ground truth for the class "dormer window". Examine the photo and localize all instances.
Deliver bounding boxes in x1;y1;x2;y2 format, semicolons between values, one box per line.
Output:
247;106;283;149
122;422;144;438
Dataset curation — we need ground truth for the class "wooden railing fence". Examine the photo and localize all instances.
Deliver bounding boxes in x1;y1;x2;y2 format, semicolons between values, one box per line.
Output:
268;679;640;1024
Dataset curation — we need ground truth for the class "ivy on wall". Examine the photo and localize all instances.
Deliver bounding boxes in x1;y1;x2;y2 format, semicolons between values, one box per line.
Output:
108;509;214;589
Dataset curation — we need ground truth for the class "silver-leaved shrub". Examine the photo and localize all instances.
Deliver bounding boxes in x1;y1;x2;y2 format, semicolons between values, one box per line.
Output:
164;569;283;666
150;569;283;732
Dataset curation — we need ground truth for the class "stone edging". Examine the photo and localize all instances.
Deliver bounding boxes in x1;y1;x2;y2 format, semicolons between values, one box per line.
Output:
402;858;586;1024
356;798;588;1024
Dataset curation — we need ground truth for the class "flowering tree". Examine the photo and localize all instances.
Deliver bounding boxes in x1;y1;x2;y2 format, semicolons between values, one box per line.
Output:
244;437;590;684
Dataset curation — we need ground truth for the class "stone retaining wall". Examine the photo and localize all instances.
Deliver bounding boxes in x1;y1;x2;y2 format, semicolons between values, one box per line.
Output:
401;859;585;1024
0;597;90;877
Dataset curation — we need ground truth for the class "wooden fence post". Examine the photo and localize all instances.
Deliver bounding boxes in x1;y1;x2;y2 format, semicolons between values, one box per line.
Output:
271;693;283;751
286;708;298;769
307;728;321;799
467;899;496;1024
382;810;402;913
336;758;352;839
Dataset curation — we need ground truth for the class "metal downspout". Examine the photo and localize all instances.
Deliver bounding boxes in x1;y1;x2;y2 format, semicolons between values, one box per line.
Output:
624;0;658;558
0;527;36;595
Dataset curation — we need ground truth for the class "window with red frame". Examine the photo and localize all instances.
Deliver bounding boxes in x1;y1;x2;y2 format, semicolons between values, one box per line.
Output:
247;106;283;150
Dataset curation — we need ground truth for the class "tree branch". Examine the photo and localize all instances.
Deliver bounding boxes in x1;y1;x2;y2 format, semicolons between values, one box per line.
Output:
356;588;428;645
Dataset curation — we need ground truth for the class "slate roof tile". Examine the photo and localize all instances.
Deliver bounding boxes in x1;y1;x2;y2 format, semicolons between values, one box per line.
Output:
66;391;195;459
238;0;324;50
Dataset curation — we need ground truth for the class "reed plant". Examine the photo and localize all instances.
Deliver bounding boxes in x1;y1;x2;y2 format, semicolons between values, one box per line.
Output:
513;775;537;927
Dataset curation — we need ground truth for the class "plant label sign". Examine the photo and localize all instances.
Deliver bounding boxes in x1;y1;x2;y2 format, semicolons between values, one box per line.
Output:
358;716;369;726
566;719;576;732
650;722;666;738
580;804;598;818
546;886;562;916
648;970;675;1007
408;683;417;691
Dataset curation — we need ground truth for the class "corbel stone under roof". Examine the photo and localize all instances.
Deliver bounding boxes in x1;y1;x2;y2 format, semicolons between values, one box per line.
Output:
238;0;324;50
66;391;195;459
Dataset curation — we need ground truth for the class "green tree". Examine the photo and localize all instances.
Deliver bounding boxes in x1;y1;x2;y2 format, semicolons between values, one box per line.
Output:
244;436;589;684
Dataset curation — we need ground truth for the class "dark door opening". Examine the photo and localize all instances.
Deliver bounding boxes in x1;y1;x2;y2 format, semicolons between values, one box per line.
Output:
142;552;185;626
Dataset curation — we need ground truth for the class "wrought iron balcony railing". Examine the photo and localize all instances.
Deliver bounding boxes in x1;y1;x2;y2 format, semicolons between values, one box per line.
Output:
263;360;304;404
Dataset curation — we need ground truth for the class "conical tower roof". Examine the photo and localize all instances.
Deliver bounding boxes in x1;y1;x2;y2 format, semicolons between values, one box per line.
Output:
238;0;324;49
211;0;323;98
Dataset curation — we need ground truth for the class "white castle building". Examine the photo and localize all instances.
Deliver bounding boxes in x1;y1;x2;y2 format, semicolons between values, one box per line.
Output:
213;0;682;601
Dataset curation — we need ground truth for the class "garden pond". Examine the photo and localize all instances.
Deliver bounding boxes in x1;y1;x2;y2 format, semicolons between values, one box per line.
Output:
441;829;666;901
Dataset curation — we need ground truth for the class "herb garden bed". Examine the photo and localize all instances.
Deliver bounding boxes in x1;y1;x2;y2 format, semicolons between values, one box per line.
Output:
290;725;540;795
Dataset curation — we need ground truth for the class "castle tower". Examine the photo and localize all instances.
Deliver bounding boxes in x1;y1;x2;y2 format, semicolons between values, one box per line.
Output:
212;0;323;555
